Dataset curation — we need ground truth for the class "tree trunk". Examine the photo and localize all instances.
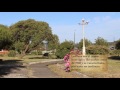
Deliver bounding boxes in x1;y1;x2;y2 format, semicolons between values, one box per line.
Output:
19;44;29;59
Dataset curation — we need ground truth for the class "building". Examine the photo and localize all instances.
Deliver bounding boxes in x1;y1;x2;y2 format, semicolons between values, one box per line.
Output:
0;49;9;55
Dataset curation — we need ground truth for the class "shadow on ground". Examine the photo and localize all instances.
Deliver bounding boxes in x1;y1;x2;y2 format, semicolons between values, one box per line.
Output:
29;57;43;59
108;56;120;60
29;56;50;59
0;59;26;77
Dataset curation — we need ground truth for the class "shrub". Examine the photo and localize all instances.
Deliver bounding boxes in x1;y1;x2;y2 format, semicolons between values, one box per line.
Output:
55;40;74;59
111;50;120;56
8;50;16;57
0;54;4;57
37;50;42;55
48;54;57;59
30;52;38;55
55;48;70;59
42;53;57;59
86;45;109;55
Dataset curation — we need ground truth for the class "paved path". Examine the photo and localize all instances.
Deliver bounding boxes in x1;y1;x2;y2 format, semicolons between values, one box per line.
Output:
27;60;64;78
0;59;63;78
0;59;91;78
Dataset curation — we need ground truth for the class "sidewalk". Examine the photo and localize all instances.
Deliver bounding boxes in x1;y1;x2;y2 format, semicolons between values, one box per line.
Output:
1;60;63;78
28;61;63;78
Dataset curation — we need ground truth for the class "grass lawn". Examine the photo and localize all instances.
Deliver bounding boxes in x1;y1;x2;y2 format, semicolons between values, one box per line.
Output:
48;59;120;78
0;55;61;64
1;55;120;78
79;59;120;78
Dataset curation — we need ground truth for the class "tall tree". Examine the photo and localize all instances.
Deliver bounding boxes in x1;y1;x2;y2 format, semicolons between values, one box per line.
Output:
115;39;120;50
78;38;92;49
48;34;60;50
10;19;58;58
55;40;74;58
0;24;12;50
95;37;108;46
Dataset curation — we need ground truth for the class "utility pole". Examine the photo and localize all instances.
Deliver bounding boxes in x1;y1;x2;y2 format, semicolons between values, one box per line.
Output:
74;30;76;49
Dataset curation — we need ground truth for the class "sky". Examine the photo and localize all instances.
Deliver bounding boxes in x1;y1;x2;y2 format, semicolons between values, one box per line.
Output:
0;12;120;43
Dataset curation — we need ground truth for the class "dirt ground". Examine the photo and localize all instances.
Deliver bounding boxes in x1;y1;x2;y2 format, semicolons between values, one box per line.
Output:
1;60;120;78
48;63;120;78
48;63;91;78
0;60;90;78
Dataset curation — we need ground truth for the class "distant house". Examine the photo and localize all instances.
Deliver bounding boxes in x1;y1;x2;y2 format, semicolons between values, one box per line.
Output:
0;49;9;55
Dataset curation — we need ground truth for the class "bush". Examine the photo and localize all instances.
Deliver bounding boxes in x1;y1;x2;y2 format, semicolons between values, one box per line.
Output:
86;45;109;55
8;50;16;57
42;53;57;59
111;50;120;56
30;52;38;55
55;40;74;59
48;54;57;59
37;50;42;55
55;48;70;59
30;50;42;55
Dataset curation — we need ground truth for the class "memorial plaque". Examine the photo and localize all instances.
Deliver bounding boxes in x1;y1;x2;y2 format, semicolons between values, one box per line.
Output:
70;53;108;72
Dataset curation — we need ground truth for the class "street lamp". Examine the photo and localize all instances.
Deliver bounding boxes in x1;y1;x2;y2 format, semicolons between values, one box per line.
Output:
74;30;76;50
79;18;89;55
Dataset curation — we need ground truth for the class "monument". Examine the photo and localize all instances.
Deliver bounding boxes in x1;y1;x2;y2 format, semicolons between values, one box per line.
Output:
70;52;108;72
69;19;108;72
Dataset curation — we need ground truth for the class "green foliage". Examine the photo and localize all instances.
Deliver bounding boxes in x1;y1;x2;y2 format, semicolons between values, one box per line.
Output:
55;48;69;59
8;50;16;57
86;45;109;55
9;19;59;57
49;54;57;59
43;53;57;59
55;40;74;58
78;39;92;49
0;24;12;49
14;41;25;54
95;37;108;46
48;34;60;50
37;50;42;55
30;52;38;55
111;50;120;56
115;39;120;50
0;54;4;57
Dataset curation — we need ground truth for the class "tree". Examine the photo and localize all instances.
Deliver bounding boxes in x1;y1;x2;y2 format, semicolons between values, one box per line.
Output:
78;39;92;49
115;39;120;50
85;37;109;55
111;50;120;56
0;24;12;50
55;40;74;58
86;45;109;55
10;19;57;58
48;34;60;50
95;37;108;46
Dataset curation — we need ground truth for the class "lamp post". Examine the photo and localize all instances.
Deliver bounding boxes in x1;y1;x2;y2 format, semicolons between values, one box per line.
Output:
74;30;76;50
79;18;89;55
